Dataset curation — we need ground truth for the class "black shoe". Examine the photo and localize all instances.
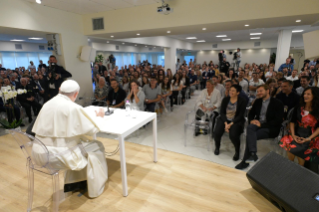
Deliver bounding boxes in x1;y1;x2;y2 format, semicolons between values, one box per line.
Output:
64;180;87;193
214;148;219;155
20;123;25;127
233;152;239;161
246;153;258;163
235;161;250;170
28;118;33;123
195;131;200;136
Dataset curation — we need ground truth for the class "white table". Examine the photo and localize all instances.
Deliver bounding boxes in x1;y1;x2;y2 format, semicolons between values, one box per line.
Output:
84;106;158;197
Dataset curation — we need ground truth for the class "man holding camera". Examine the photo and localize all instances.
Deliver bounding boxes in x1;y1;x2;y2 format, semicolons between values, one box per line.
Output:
43;55;72;102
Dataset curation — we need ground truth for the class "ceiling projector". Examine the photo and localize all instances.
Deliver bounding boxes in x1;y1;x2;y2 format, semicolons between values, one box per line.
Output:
157;1;173;15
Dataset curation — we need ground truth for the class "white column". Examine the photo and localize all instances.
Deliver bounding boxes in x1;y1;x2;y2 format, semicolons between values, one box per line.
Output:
275;30;292;71
164;47;177;73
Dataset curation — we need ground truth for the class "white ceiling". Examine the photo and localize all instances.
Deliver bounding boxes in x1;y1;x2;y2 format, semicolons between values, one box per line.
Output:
168;25;319;43
23;0;164;15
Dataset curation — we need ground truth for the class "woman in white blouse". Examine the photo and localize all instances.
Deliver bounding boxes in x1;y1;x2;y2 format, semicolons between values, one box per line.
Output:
126;80;145;111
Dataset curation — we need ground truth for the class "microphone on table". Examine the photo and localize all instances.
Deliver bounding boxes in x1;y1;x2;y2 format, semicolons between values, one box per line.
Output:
105;102;114;116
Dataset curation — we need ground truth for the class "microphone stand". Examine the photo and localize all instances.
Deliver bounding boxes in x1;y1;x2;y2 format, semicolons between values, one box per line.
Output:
105;102;114;116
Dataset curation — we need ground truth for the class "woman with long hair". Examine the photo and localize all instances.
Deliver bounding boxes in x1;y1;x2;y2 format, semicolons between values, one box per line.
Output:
161;76;173;112
158;69;165;76
244;69;252;81
166;69;173;81
279;87;319;172
126;80;145;111
142;76;149;87
227;69;236;80
121;76;130;93
170;73;183;105
258;71;266;82
158;74;164;86
265;78;277;97
181;70;190;103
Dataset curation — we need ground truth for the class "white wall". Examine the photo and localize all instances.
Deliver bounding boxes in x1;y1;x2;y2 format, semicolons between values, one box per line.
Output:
0;41;50;52
0;0;92;99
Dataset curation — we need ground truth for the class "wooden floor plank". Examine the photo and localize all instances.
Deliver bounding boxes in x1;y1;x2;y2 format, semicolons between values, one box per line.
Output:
0;134;279;212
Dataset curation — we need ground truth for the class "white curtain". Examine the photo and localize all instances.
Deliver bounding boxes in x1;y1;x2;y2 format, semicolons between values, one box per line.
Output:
0;52;52;70
1;52;16;70
15;52;29;68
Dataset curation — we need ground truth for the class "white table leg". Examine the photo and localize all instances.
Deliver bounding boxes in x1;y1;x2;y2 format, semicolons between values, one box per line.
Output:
119;135;128;197
153;117;158;162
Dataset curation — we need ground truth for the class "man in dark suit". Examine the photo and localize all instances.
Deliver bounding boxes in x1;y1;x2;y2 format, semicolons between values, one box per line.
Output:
235;84;284;170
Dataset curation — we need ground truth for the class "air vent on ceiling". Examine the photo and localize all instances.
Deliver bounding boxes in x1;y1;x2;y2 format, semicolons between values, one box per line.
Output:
39;45;45;50
15;44;22;50
149;48;153;51
92;18;104;31
212;44;218;48
254;42;261;47
115;45;119;50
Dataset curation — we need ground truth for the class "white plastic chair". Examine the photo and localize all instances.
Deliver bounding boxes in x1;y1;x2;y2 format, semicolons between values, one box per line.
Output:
10;130;62;212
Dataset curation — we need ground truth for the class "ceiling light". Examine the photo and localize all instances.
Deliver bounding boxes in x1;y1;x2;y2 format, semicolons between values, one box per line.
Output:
106;41;109;43
250;37;260;39
245;24;249;27
296;20;301;22
250;33;262;35
292;30;304;33
135;44;137;46
196;40;205;42
122;43;125;44
88;39;90;41
186;37;197;39
10;39;24;42
153;47;156;48
145;46;148;47
216;35;227;37
28;37;43;40
202;28;207;30
36;0;41;4
110;35;114;37
137;34;140;35
222;39;231;41
167;31;171;33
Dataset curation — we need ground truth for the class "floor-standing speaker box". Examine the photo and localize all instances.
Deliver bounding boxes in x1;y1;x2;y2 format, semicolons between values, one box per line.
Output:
246;151;319;212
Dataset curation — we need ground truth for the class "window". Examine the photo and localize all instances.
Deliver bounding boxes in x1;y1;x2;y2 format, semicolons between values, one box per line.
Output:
0;52;51;70
28;53;40;68
1;52;16;70
15;52;29;68
184;56;195;65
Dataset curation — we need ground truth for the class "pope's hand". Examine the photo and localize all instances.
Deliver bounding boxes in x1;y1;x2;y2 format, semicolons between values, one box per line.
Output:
95;108;105;118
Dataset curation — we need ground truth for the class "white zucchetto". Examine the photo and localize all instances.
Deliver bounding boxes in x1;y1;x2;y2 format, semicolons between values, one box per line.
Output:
60;80;80;93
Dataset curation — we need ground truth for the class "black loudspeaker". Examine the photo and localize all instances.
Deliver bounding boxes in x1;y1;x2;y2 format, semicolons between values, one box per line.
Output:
247;151;319;212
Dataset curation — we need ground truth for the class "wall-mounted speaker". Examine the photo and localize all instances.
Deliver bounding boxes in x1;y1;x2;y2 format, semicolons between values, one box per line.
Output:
80;46;96;62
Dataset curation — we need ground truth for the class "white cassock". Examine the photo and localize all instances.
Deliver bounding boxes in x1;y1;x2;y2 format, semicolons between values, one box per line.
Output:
32;94;108;198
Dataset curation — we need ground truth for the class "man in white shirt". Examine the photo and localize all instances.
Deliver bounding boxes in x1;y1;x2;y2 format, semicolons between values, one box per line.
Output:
286;69;299;81
32;80;108;198
211;75;225;99
249;72;264;97
238;69;249;95
28;61;36;70
296;76;310;96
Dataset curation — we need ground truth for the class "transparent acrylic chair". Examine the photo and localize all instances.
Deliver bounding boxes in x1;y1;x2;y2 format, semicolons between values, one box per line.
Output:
184;105;213;151
10;129;61;212
177;91;183;105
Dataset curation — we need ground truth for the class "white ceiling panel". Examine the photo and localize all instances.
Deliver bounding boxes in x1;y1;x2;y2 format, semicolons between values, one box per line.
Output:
91;0;133;9
123;0;158;6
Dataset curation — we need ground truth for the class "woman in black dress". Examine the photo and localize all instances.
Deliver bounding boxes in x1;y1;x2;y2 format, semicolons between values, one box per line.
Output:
279;87;319;167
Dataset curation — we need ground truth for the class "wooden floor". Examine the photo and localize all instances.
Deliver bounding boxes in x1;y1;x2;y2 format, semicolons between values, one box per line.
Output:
0;134;279;212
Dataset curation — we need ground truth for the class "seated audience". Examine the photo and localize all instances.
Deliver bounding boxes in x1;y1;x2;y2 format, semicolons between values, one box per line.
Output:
279;87;319;173
107;79;126;108
17;78;42;123
231;78;249;105
189;70;198;95
286;69;300;88
213;85;246;160
238;69;249;95
276;80;300;119
143;77;162;112
296;76;310;96
93;77;108;106
265;78;278;97
265;67;274;79
170;74;183;105
161;76;173;112
249;72;264;99
282;67;291;78
126;80;145;111
195;80;221;135
236;84;284;170
211;76;225;99
181;71;190;103
121;76;129;93
278;58;294;73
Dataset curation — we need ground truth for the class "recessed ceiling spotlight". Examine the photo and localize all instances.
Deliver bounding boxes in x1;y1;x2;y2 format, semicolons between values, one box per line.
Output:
145;46;148;47
222;39;231;41
296;20;301;22
88;39;90;41
36;0;41;4
106;41;109;43
137;33;140;35
10;39;24;42
202;28;207;30
245;24;249;27
186;37;197;39
292;30;304;33
28;37;43;40
153;47;156;48
122;43;125;44
196;40;206;42
250;33;262;35
110;35;114;37
167;31;171;33
216;35;227;37
250;37;260;39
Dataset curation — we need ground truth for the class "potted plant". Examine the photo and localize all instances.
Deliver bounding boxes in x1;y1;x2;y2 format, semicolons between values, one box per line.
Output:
0;86;26;130
95;54;104;63
270;53;276;64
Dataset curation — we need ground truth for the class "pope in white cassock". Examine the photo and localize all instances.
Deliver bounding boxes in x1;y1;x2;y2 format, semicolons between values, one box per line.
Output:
32;80;108;198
